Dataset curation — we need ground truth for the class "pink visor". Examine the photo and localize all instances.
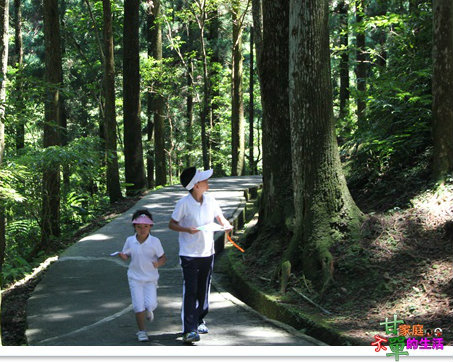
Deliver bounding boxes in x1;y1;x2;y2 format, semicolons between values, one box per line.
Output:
132;214;154;225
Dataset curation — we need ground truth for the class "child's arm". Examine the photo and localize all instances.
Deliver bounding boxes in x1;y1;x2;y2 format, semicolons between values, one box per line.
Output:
169;218;199;234
153;253;167;268
216;215;233;230
118;252;129;261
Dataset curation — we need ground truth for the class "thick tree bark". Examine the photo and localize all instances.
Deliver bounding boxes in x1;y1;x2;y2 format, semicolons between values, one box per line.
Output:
231;0;245;176
432;0;453;181
255;0;293;228
41;0;62;248
288;0;362;291
338;0;349;120
103;0;122;202
123;0;146;195
150;0;166;187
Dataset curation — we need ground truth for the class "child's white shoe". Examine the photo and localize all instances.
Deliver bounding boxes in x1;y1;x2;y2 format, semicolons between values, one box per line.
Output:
137;330;149;342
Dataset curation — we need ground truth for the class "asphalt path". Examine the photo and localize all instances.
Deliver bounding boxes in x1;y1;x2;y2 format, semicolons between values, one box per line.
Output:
25;176;325;349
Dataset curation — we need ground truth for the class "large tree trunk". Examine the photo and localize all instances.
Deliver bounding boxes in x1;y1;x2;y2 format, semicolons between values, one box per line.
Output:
41;0;62;249
103;0;122;202
338;0;349;121
432;0;453;181
231;0;245;176
355;0;367;130
288;0;363;291
150;0;166;187
123;0;146;195
0;0;8;346
255;0;293;229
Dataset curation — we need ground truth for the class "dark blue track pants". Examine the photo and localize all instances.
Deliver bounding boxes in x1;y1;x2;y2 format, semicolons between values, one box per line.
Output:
180;255;214;334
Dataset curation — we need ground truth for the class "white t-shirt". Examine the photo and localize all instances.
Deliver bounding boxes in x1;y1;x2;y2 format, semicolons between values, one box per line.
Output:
171;192;223;257
122;234;165;282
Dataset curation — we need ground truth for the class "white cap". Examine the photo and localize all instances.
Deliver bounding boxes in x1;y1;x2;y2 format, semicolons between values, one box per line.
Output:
185;169;213;190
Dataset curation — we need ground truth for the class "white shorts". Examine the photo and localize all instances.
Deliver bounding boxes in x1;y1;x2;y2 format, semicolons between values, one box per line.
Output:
128;278;158;313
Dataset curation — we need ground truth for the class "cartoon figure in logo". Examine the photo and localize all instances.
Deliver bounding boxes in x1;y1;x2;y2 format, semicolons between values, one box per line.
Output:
434;328;443;337
425;328;432;337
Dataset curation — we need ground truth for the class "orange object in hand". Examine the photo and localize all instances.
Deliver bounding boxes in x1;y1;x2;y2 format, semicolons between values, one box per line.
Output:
226;232;244;253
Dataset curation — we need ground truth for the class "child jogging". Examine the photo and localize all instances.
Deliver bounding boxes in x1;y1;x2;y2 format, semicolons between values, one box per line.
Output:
118;209;167;342
168;167;232;344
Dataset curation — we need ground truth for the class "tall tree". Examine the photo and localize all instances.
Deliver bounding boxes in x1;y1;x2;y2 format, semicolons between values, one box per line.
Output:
103;0;122;202
146;1;155;189
123;0;146;195
432;0;453;181
248;25;256;174
231;0;246;176
338;0;349;120
14;0;24;151
288;0;362;291
149;0;166;187
253;0;293;229
41;0;63;249
0;0;9;346
355;0;367;130
193;0;212;170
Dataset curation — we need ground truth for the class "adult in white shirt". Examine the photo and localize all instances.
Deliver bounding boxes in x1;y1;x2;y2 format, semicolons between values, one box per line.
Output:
169;167;232;344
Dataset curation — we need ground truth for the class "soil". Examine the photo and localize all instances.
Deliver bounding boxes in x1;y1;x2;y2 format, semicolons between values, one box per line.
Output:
237;185;453;346
1;194;143;346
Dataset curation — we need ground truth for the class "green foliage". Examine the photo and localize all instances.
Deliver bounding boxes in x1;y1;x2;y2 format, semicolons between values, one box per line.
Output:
337;5;433;210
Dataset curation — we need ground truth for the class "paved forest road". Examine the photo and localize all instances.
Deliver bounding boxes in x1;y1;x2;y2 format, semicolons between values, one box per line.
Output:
25;176;325;348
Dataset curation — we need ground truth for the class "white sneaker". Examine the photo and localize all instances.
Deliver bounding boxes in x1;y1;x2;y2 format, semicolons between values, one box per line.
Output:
146;310;154;322
137;330;149;342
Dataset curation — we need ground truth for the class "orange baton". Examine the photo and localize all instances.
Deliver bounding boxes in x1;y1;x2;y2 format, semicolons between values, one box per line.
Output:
226;231;245;253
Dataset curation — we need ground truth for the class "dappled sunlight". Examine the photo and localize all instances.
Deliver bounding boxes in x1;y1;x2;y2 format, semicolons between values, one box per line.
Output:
79;233;113;242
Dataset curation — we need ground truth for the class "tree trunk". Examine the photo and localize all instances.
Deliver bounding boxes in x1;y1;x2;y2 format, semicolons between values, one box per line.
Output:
0;0;8;346
200;25;211;170
146;1;154;189
103;0;122;202
14;0;24;151
186;59;194;166
432;0;453;181
208;7;223;176
41;0;62;249
123;0;146;195
255;0;293;229
231;0;245;176
249;25;255;175
338;0;349;121
288;0;363;291
150;0;166;187
355;0;367;130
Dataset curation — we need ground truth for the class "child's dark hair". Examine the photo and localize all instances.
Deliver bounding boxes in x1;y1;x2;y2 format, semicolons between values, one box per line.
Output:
180;166;196;192
131;209;153;222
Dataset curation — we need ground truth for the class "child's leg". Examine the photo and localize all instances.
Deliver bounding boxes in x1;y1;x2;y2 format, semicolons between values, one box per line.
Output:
180;256;199;333
129;278;147;331
144;282;158;312
196;255;214;324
